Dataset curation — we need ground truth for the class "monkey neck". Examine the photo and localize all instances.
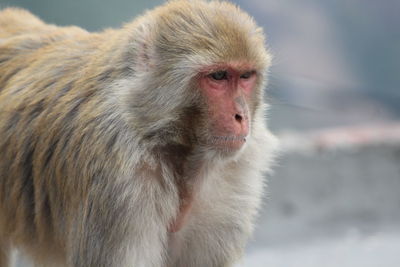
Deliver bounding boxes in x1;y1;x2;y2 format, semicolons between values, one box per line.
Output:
152;143;212;233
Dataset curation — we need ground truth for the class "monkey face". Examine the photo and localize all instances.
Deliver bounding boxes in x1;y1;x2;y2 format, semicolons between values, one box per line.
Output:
197;62;258;153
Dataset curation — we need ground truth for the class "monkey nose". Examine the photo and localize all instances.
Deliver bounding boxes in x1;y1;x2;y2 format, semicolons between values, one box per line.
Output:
233;113;249;136
234;113;243;123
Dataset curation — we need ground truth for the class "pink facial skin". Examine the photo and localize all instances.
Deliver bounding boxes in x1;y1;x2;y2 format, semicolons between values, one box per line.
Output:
199;63;258;150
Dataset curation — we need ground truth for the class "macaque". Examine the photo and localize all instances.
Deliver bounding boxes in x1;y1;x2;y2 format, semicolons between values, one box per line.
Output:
0;1;278;266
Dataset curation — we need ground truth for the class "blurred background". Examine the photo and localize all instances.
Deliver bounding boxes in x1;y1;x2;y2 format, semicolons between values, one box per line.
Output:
1;0;399;266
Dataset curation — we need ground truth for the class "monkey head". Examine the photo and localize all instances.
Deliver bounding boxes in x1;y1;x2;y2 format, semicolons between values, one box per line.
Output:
125;1;271;157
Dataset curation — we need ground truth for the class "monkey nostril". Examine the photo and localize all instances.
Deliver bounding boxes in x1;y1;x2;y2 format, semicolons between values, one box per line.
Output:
234;114;243;123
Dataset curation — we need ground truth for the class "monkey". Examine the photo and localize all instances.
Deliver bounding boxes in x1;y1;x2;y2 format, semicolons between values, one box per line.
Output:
0;1;278;266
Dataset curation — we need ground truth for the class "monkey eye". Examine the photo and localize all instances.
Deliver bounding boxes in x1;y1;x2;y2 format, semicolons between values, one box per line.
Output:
240;71;255;79
209;71;228;81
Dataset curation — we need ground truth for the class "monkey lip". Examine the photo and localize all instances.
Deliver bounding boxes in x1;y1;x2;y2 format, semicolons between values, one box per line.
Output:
211;135;247;149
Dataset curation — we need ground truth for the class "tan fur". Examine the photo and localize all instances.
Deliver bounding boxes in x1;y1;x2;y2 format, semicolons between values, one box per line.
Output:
0;1;278;266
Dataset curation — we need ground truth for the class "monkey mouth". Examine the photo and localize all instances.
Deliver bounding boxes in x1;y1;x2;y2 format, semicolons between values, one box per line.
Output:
210;135;247;149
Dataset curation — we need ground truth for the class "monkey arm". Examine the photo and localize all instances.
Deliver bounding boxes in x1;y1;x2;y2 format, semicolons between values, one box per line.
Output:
67;170;178;267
